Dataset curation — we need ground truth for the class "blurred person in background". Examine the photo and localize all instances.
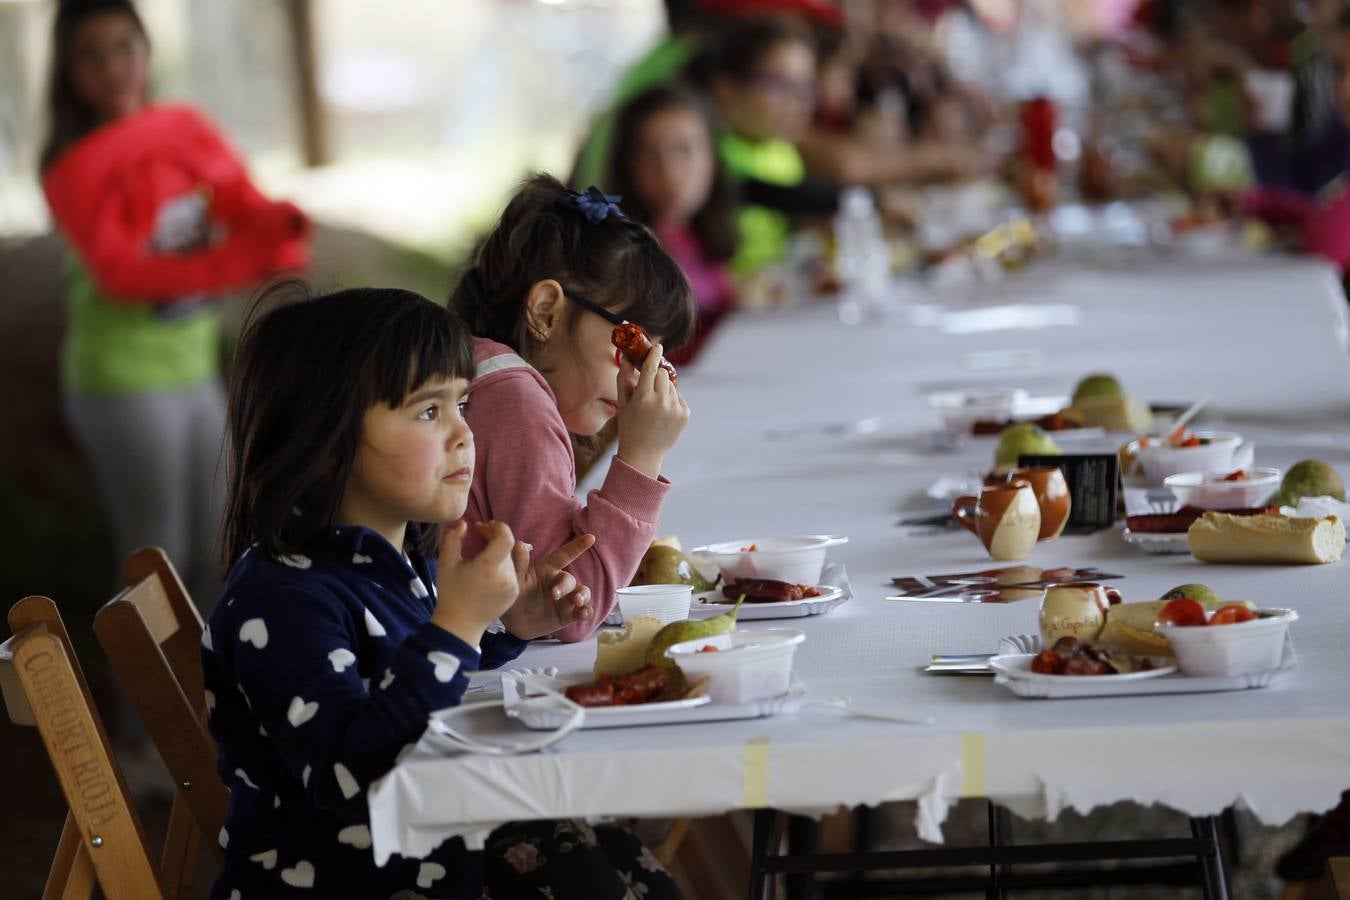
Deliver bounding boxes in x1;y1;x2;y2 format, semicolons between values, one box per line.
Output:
797;2;992;187
40;0;309;614
569;0;848;194
707;16;840;277
609;84;739;363
1243;9;1350;282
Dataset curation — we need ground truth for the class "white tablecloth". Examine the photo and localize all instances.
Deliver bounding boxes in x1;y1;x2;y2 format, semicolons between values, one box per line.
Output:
370;254;1350;863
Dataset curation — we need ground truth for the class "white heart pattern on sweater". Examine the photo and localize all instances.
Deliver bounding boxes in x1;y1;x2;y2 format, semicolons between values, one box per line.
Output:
328;648;356;673
337;824;372;849
417;862;447;889
427;651;460;683
287;696;319;727
239;618;268;649
334;763;360;800
249;848;277;870
280;860;315;888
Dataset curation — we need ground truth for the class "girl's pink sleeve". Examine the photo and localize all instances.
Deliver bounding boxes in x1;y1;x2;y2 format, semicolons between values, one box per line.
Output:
1304;189;1350;272
463;372;669;642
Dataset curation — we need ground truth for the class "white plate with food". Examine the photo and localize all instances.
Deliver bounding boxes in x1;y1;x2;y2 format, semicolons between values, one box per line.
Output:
690;584;847;619
502;671;805;729
993;655;1171;690
990;641;1295;699
1121;528;1190;555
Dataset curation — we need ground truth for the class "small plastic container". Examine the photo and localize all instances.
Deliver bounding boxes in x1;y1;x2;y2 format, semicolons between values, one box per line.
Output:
614;584;692;626
665;628;805;704
927;388;1026;436
689;536;846;586
1125;431;1249;486
1163;467;1281;510
1155;608;1296;677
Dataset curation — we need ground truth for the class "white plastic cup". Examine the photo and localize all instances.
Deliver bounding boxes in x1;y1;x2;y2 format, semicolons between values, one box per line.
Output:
615;584;693;626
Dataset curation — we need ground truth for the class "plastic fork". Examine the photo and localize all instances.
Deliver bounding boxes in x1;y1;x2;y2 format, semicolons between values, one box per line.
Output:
806;696;935;725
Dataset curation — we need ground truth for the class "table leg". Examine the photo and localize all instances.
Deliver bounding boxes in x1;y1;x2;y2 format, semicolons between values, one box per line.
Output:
1221;806;1244;867
987;802;1012;900
1191;816;1231;900
787;815;822;900
750;809;783;900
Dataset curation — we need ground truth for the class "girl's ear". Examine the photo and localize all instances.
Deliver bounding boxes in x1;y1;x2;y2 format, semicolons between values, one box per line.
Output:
524;279;565;342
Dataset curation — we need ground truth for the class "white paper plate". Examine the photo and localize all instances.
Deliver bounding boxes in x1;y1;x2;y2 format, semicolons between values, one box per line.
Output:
989;638;1296;699
690;584;847;620
503;671;805;729
991;653;1177;684
1122;528;1190;555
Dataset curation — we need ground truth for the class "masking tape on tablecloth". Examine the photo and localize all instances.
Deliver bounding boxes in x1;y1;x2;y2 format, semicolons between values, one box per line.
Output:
742;737;771;808
960;732;988;798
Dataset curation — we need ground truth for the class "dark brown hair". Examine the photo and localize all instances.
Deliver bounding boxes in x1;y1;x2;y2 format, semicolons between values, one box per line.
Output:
449;172;696;360
220;282;475;570
607;83;738;263
41;0;149;171
708;16;815;85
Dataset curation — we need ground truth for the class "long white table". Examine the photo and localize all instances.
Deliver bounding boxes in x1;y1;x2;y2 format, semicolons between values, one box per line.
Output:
370;254;1350;865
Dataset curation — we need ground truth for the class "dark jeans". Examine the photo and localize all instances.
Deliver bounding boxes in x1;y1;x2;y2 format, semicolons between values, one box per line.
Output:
484;820;683;900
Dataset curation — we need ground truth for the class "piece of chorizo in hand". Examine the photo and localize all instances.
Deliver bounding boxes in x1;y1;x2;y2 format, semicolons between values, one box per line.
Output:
613;322;678;383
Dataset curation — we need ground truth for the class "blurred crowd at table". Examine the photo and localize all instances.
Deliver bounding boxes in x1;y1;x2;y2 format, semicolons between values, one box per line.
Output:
564;0;1350;362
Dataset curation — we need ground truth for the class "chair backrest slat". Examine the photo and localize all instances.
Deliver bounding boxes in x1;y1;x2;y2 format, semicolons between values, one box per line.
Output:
3;596;169;900
95;548;227;869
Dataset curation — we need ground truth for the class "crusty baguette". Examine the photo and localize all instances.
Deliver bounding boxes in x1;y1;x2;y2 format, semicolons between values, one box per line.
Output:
1187;512;1345;564
1098;598;1253;658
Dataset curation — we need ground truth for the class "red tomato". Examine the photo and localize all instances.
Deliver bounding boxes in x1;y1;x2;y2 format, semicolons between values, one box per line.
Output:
699;645;720;653
1179;435;1201;447
1157;598;1207;627
1208;604;1257;626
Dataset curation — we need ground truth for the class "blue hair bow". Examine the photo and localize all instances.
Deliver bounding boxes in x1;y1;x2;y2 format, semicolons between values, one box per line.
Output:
561;186;625;224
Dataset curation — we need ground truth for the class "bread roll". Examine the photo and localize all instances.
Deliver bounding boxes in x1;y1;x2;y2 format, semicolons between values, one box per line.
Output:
1187;512;1344;564
1067;395;1153;432
1098;598;1252;657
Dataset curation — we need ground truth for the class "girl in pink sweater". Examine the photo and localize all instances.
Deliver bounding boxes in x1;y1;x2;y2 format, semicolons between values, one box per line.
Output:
450;173;695;642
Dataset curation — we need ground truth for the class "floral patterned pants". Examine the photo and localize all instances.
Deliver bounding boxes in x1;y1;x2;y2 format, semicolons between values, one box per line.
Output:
483;820;684;900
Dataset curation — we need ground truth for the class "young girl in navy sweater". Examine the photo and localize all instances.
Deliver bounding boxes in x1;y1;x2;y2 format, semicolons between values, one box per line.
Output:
202;285;629;899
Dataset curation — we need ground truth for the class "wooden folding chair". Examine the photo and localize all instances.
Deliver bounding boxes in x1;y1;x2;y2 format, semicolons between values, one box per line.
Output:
0;595;171;900
1331;858;1350;899
93;546;228;900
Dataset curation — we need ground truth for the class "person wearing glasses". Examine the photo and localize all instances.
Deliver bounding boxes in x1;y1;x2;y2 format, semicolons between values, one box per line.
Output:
707;17;844;277
449;174;695;645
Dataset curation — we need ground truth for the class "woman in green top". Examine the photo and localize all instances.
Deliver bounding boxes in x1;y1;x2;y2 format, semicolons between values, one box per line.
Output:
40;0;308;607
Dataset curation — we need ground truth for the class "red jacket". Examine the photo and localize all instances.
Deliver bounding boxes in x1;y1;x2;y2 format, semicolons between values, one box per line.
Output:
43;104;309;302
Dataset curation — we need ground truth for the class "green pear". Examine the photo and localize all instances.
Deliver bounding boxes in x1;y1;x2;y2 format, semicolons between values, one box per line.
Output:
1274;460;1345;507
1161;583;1220;604
645;597;744;689
632;545;720;593
995;423;1061;470
1072;373;1124;403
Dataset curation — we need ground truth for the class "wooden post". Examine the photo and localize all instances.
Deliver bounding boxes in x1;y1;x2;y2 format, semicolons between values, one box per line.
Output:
286;0;328;167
